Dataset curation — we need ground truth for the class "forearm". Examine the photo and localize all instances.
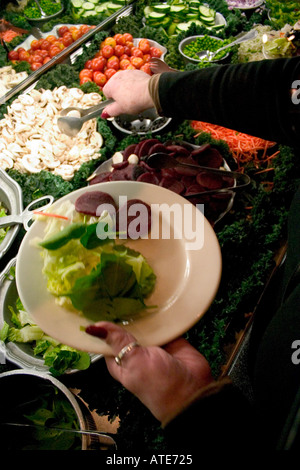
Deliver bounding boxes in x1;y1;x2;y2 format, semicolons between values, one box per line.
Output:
153;58;300;146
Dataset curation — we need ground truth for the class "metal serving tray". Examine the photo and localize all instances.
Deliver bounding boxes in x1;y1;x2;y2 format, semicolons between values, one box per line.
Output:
0;257;102;374
0;169;23;260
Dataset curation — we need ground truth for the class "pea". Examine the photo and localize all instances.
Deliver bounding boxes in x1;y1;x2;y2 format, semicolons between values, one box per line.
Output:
183;35;231;61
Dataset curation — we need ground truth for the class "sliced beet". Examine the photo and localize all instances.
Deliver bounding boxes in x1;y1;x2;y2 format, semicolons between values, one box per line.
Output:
180;175;196;189
132;165;146;180
116;198;151;239
109;164;134;181
112;160;129;170
148;143;168;155
75;191;117;216
89;172;111;185
160;168;178;178
190;143;211;159
185;184;206;196
159;177;185;194
195;148;223;168
137;172;160;185
123;144;137;160
196;172;224;190
165;145;190;158
137;138;160;157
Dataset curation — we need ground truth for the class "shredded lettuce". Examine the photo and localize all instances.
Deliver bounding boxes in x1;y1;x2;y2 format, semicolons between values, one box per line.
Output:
0;298;91;376
37;202;157;323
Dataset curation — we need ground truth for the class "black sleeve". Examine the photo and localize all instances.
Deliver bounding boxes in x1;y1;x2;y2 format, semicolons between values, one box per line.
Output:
158;57;300;146
163;381;261;453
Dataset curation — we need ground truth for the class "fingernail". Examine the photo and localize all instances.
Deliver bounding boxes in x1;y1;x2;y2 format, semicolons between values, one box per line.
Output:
101;111;110;119
86;325;108;339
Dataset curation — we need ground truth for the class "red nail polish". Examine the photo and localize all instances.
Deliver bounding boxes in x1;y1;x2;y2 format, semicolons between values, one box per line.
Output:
101;111;110;119
86;325;108;339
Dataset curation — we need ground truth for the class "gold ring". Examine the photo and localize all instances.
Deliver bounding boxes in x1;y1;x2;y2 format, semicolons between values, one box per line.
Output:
114;341;140;366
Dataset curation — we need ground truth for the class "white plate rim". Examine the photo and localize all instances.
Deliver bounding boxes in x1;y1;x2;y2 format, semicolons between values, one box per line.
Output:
16;180;222;355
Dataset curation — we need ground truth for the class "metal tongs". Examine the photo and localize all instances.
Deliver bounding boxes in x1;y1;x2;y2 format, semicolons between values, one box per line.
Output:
57;98;114;137
144;152;251;197
0;195;54;231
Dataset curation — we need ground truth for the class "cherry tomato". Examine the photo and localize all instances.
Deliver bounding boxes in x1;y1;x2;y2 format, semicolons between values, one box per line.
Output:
123;33;133;43
104;68;117;80
113;33;126;46
140;63;152;75
61;32;73;47
130;56;144;69
52;40;65;50
143;53;151;63
49;46;61;57
131;47;143;58
104;37;116;48
8;50;19;61
91;56;106;71
93;71;107;87
71;29;82;41
80;25;90;35
138;39;150;54
31;62;42;70
39;39;51;51
119;58;131;70
46;35;57;43
84;59;93;70
43;56;51;64
19;50;31;61
38;49;50;59
30;39;40;51
119;54;130;62
79;69;93;80
32;53;44;64
80;76;93;85
149;46;162;58
123;45;132;56
114;45;125;57
16;47;25;53
58;26;69;37
125;41;134;49
101;45;114;59
107;55;119;71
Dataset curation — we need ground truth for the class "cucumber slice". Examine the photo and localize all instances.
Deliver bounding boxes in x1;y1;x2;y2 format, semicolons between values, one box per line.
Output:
176;22;190;32
148;11;166;20
82;2;94;10
170;5;186;14
107;2;121;11
87;0;98;3
71;0;83;7
144;6;153;17
199;5;212;17
95;3;108;12
153;4;170;13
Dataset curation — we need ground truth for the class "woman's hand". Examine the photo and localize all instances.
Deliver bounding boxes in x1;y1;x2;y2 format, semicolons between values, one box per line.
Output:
101;70;154;118
86;321;214;424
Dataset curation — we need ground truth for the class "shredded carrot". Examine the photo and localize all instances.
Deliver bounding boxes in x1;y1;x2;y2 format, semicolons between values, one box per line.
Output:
0;30;20;42
33;211;69;220
191;121;277;169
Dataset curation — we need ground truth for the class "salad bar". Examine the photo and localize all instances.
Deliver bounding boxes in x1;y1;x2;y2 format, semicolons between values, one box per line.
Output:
0;0;300;453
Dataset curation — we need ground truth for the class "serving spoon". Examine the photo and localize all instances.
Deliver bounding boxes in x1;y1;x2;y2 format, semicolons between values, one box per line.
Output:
144;152;251;196
57;98;114;137
196;29;258;60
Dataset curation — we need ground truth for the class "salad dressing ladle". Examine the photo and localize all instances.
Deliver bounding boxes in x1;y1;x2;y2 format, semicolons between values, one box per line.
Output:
57;98;114;137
